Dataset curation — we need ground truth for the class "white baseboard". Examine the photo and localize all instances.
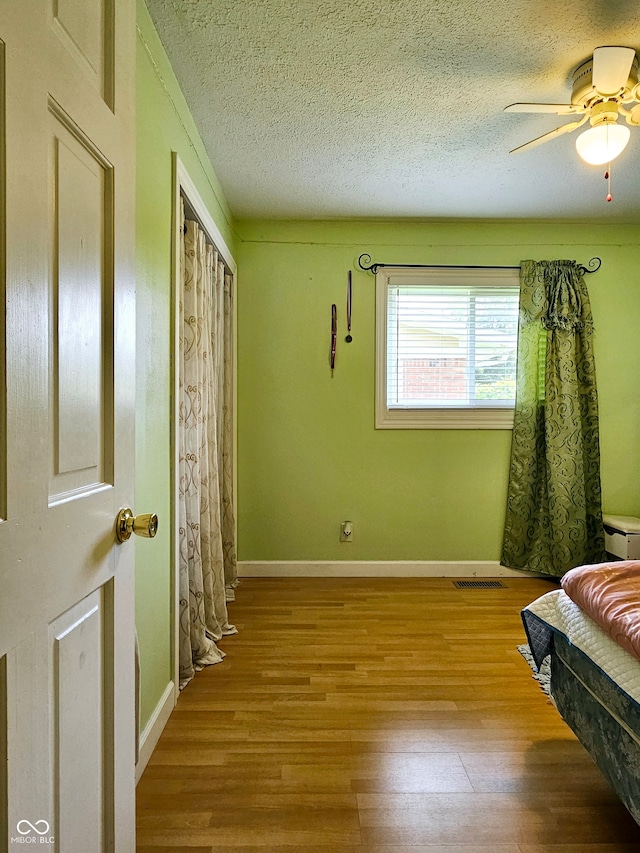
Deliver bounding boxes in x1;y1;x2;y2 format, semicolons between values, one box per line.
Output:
136;680;176;784
238;560;541;578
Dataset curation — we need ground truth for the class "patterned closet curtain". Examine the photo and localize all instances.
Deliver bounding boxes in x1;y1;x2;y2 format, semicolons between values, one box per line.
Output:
179;204;238;688
501;260;607;578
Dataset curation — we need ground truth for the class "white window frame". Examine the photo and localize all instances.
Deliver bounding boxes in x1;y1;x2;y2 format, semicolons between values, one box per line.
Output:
375;266;518;429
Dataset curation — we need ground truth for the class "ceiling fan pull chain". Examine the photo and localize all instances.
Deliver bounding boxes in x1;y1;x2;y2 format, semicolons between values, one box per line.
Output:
605;164;612;202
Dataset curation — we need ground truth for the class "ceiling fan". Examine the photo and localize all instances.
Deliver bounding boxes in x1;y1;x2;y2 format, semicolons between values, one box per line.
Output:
505;46;640;165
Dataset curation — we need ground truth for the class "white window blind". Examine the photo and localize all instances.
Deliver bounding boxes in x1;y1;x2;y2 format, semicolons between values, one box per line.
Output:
376;267;520;429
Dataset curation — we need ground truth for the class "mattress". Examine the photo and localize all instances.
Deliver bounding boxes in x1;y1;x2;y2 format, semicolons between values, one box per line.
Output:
522;588;640;706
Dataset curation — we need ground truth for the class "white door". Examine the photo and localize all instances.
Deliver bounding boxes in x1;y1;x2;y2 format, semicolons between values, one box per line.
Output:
0;0;137;850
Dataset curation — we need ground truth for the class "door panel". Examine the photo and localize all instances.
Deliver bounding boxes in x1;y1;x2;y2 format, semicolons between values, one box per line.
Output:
0;656;7;853
49;106;112;500
0;0;136;850
52;586;112;852
50;0;115;107
0;35;4;528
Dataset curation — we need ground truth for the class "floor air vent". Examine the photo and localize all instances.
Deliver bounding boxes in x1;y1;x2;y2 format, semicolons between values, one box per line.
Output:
453;580;506;589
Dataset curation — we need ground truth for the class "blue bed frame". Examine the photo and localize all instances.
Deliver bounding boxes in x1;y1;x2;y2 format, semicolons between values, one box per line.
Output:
523;608;640;826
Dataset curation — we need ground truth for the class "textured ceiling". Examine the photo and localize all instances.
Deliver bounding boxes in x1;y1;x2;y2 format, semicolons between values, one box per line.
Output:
145;0;640;220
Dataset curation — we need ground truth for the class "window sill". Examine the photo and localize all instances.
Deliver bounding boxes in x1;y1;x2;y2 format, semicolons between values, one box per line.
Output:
375;406;515;430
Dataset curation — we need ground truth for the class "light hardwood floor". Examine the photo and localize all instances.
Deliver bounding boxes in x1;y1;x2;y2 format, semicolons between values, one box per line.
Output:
136;577;640;852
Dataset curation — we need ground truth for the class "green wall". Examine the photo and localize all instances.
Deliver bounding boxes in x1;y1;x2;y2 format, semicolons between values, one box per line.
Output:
135;0;237;731
236;219;640;563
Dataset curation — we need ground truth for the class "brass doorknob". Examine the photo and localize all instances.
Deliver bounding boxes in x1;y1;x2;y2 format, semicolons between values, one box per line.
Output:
116;508;159;543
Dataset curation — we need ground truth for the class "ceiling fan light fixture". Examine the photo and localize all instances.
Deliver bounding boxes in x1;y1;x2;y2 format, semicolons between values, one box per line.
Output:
575;121;630;165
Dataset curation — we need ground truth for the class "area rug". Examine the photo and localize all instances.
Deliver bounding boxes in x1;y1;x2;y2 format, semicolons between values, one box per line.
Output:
518;643;551;696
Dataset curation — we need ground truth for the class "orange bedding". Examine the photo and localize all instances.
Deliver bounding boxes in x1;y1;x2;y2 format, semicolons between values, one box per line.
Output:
561;561;640;662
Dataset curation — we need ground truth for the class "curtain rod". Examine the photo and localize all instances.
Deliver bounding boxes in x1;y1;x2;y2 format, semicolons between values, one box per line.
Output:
357;254;602;276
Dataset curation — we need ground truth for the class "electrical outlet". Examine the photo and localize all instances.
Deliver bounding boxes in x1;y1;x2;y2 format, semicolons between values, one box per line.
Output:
340;521;353;542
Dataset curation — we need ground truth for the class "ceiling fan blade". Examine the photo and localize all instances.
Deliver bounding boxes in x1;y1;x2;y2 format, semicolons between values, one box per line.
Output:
509;119;584;154
505;102;584;115
628;103;640;126
592;46;636;95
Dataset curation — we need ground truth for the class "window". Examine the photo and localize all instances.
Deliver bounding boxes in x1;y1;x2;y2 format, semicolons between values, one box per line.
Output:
376;267;519;428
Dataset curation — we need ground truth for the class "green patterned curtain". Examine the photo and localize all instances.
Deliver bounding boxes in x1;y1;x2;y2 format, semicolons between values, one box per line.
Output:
501;260;606;578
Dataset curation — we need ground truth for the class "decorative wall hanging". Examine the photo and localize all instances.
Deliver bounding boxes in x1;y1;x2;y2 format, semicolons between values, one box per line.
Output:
345;271;353;343
330;303;337;372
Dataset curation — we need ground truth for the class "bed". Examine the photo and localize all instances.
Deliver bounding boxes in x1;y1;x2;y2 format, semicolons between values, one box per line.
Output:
522;561;640;825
